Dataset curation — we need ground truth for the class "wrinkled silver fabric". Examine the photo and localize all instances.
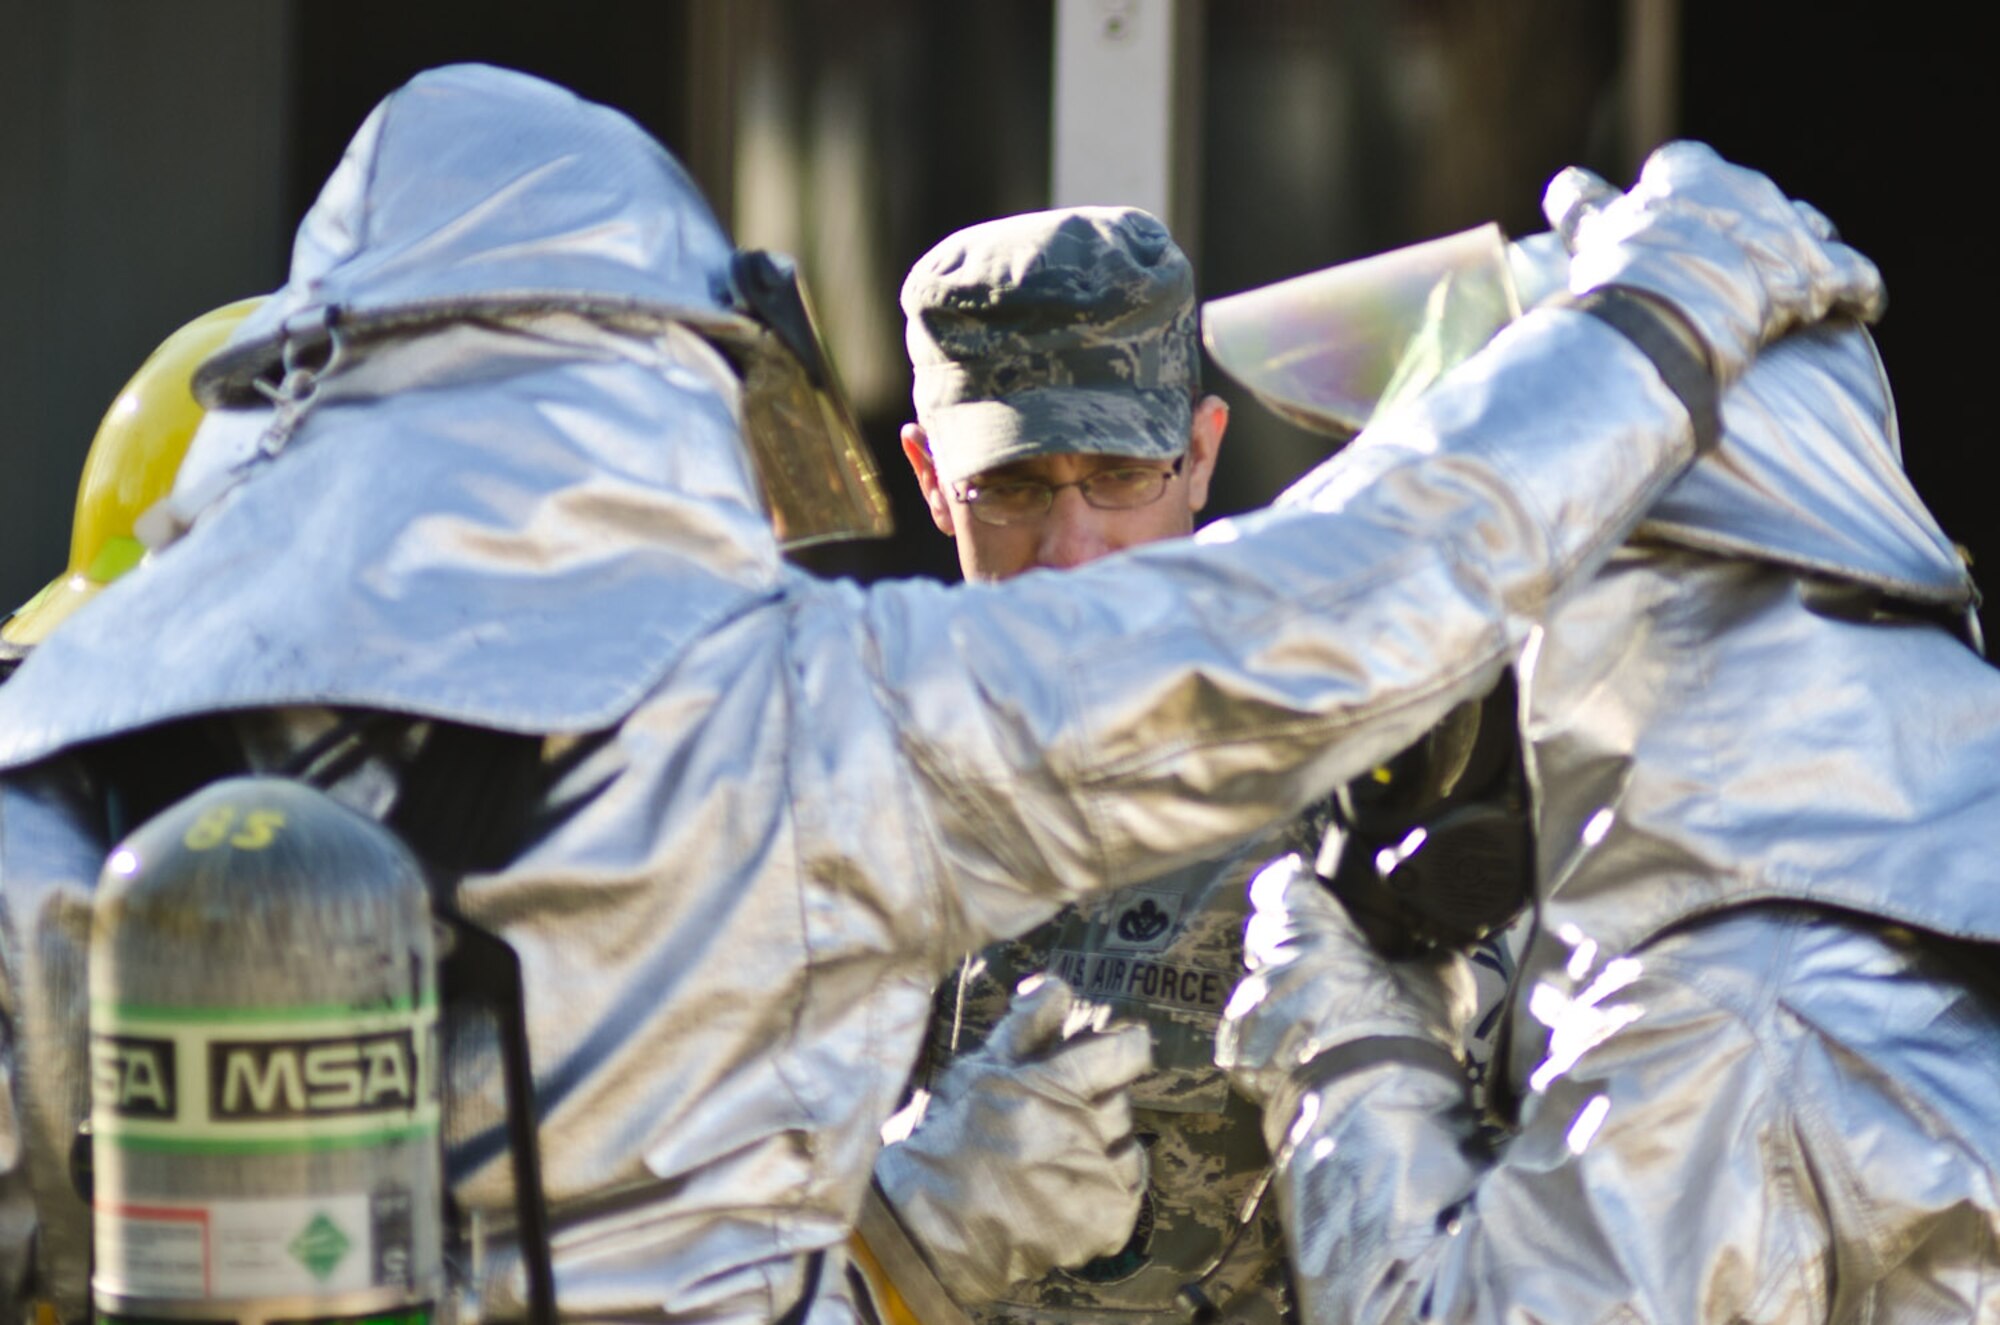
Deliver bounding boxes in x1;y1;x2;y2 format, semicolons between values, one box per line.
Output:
1529;324;1992;966
1548;141;1885;386
1240;318;2000;1318
199;66;758;390
0;66;1706;1323
874;977;1152;1303
1495;235;1969;612
0;765;100;1309
1220;856;1475;1133
1245;900;2000;1322
177;62;886;558
897;844;1520;1325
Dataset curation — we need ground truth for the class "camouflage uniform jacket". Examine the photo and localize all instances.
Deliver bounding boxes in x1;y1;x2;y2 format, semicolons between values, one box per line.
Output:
919;844;1292;1325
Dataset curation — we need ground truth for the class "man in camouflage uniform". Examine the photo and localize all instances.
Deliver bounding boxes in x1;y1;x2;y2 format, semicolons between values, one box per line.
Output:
866;206;1292;1325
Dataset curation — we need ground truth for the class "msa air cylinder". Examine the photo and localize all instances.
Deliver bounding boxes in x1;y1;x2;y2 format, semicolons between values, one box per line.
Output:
89;776;443;1325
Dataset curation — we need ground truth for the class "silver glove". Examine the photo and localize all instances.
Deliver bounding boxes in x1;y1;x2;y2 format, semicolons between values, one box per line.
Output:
1547;140;1885;386
1216;855;1475;1150
875;975;1153;1303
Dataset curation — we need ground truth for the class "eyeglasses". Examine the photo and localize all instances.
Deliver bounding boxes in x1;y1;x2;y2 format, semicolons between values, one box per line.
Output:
953;456;1184;527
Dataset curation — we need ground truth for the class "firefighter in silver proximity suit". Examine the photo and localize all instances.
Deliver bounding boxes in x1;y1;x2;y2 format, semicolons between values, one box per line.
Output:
0;64;1880;1323
1215;154;2000;1322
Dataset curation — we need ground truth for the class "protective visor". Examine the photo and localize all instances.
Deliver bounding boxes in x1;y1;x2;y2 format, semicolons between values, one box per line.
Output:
711;250;893;549
1203;224;1554;439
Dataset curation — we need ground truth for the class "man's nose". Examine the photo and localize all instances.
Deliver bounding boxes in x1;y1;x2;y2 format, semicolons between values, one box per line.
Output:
1035;488;1117;569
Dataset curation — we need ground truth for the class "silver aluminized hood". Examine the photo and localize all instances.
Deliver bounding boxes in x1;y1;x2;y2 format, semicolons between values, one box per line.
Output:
0;65;787;764
199;63;757;399
1510;231;1972;611
1642;326;1974;607
1522;324;2000;966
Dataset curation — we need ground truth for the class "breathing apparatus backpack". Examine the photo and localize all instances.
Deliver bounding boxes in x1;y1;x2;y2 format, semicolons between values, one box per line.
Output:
78;717;559;1325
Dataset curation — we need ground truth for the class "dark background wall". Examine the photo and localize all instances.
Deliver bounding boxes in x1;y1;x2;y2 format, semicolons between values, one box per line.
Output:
1;1;293;611
1678;2;1986;632
2;0;1986;638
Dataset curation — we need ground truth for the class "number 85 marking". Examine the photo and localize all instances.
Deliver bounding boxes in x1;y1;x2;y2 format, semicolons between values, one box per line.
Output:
183;805;287;851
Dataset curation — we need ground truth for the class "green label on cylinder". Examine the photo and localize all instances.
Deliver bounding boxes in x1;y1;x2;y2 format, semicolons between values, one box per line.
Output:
98;1306;434;1325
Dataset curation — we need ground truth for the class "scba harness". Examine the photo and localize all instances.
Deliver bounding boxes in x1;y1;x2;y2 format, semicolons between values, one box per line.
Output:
71;717;557;1325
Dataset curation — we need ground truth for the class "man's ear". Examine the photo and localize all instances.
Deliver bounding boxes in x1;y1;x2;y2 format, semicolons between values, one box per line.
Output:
1183;394;1229;515
901;423;956;536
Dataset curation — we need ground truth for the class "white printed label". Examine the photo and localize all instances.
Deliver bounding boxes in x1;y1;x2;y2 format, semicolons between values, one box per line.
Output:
98;1194;376;1298
97;1209;207;1296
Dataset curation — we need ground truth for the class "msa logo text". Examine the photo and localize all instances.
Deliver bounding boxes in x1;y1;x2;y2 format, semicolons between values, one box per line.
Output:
90;1034;178;1119
209;1029;418;1120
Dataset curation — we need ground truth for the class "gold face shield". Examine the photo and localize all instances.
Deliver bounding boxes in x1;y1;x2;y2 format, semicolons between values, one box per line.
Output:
718;250;893;551
1202;224;1538;441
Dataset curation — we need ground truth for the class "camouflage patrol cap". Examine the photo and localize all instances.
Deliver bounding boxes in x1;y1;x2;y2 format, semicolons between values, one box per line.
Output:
902;206;1199;484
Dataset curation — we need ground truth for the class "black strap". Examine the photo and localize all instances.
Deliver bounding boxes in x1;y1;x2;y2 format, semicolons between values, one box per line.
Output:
1569;285;1721;454
847;1257;884;1325
88;716;252;841
387;722;549;873
1294;1034;1467;1096
775;1251;826;1325
386;721;560;1325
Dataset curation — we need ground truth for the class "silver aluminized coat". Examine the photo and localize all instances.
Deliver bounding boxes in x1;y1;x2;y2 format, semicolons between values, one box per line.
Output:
0;67;1707;1322
1518;316;1998;1025
1257;316;2000;1316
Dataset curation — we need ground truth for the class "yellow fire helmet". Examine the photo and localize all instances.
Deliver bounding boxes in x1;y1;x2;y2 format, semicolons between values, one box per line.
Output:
3;297;262;651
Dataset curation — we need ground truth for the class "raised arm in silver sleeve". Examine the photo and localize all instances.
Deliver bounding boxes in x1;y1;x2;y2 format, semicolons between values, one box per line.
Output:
863;305;1697;956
